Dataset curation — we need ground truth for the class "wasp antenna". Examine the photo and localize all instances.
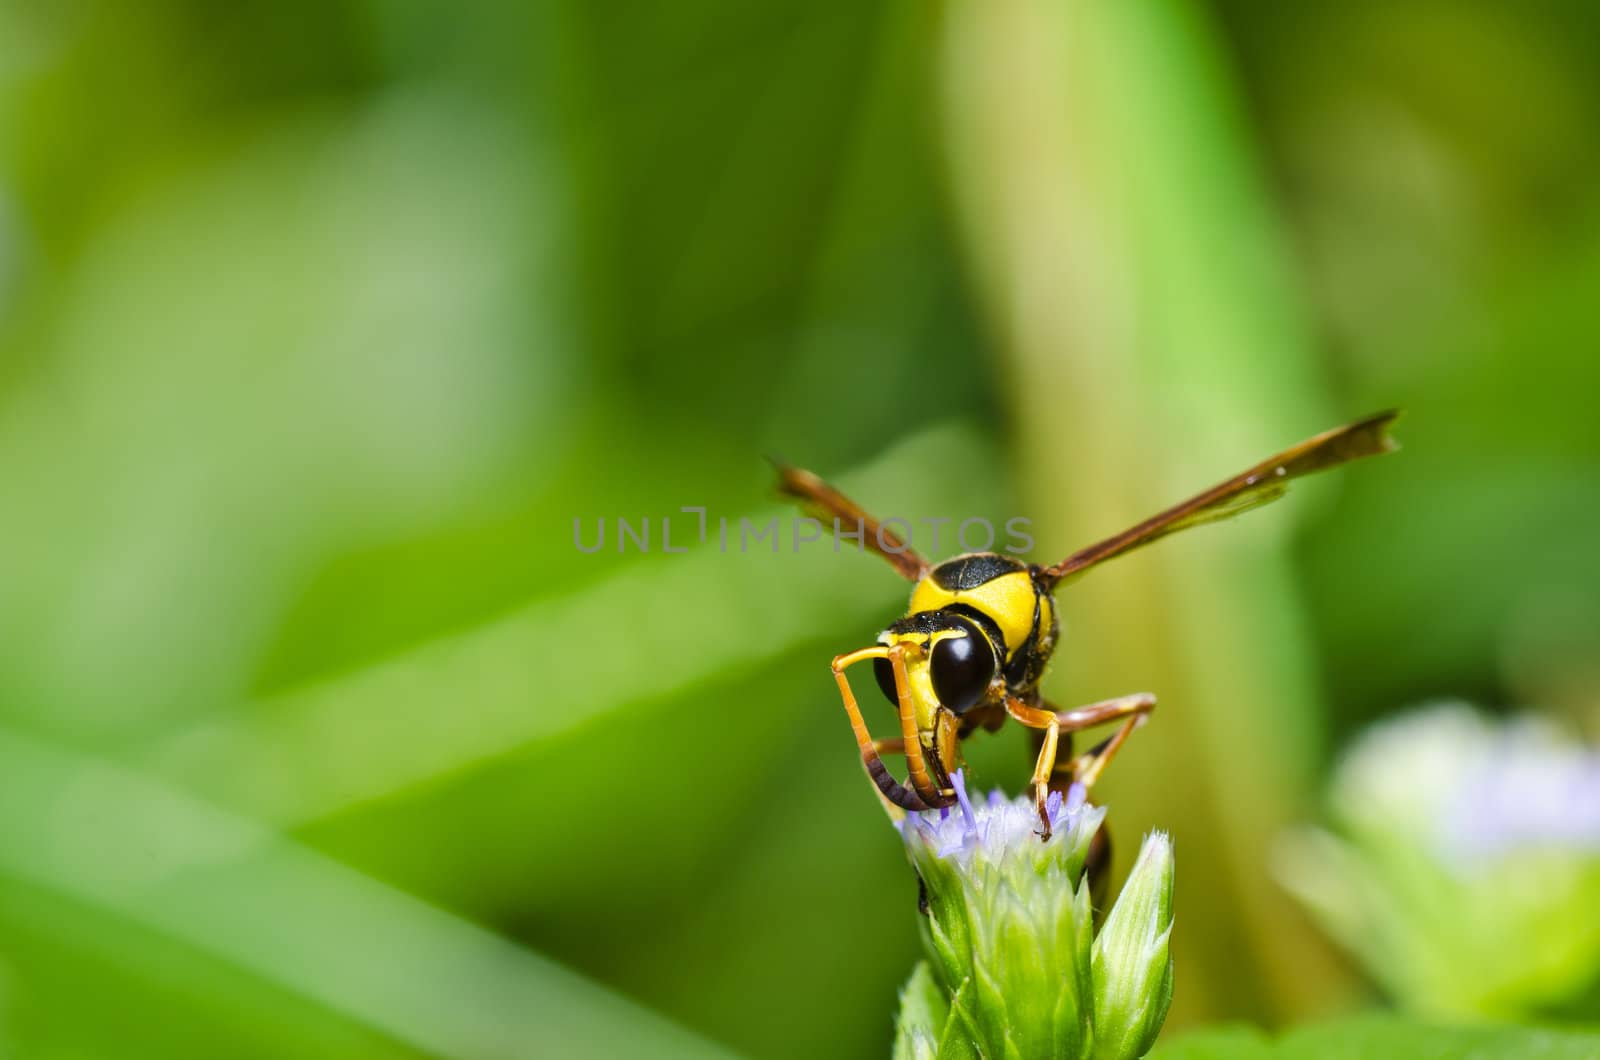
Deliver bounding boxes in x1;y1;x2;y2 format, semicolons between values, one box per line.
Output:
769;456;815;501
771;457;930;581
1367;408;1403;453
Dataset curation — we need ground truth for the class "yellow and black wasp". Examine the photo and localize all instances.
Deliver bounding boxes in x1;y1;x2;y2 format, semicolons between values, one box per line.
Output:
776;411;1398;838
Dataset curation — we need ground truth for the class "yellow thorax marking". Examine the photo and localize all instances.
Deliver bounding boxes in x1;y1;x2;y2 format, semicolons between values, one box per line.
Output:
907;569;1037;660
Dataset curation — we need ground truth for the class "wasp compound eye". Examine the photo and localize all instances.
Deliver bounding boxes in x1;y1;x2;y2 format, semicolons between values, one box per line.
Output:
873;654;899;707
931;619;996;715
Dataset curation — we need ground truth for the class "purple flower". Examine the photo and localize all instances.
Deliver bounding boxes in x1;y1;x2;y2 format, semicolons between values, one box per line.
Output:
893;769;1174;1059
897;770;1099;865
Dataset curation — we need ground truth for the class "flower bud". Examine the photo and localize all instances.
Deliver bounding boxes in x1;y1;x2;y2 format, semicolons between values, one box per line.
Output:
1091;833;1175;1060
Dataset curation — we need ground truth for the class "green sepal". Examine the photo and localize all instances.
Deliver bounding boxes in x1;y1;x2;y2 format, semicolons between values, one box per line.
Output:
940;979;984;1060
894;962;982;1060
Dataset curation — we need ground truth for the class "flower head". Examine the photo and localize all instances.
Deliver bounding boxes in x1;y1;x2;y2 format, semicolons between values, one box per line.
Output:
1279;703;1600;1020
894;772;1174;1060
899;770;1101;871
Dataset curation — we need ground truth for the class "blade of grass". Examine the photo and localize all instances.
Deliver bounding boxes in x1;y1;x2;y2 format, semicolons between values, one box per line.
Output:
940;0;1356;1025
0;724;740;1060
137;422;1000;826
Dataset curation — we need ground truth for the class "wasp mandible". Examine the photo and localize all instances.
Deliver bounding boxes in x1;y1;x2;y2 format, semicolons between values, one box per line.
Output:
777;411;1398;837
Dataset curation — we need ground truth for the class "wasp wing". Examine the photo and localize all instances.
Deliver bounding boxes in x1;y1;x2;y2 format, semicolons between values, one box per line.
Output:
1037;410;1399;586
771;458;930;581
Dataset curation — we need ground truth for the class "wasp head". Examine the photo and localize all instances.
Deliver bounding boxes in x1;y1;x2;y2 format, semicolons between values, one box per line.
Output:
871;609;1004;786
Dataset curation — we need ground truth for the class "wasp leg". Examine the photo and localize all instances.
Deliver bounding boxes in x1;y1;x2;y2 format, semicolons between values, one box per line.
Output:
772;460;930;581
1011;692;1157;837
888;641;950;807
1055;692;1157;790
1029;722;1075;796
833;648;932;816
1018;694;1151;898
867;735;930;821
1024;712;1116;910
1004;696;1064;838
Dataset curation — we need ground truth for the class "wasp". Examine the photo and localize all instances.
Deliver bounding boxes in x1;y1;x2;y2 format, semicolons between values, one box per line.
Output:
777;411;1398;838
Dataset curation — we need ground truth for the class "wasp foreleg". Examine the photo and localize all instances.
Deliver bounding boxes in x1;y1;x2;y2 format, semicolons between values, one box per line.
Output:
833;648;933;817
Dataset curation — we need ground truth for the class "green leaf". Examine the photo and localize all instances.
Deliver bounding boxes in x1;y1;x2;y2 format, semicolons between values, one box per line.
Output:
1279;1016;1600;1059
1148;1025;1273;1060
0;91;562;742
135;421;1001;827
1152;1016;1600;1059
0;726;738;1060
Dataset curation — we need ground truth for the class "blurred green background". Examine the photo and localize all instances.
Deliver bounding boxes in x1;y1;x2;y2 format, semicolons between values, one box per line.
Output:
2;1;1598;1057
